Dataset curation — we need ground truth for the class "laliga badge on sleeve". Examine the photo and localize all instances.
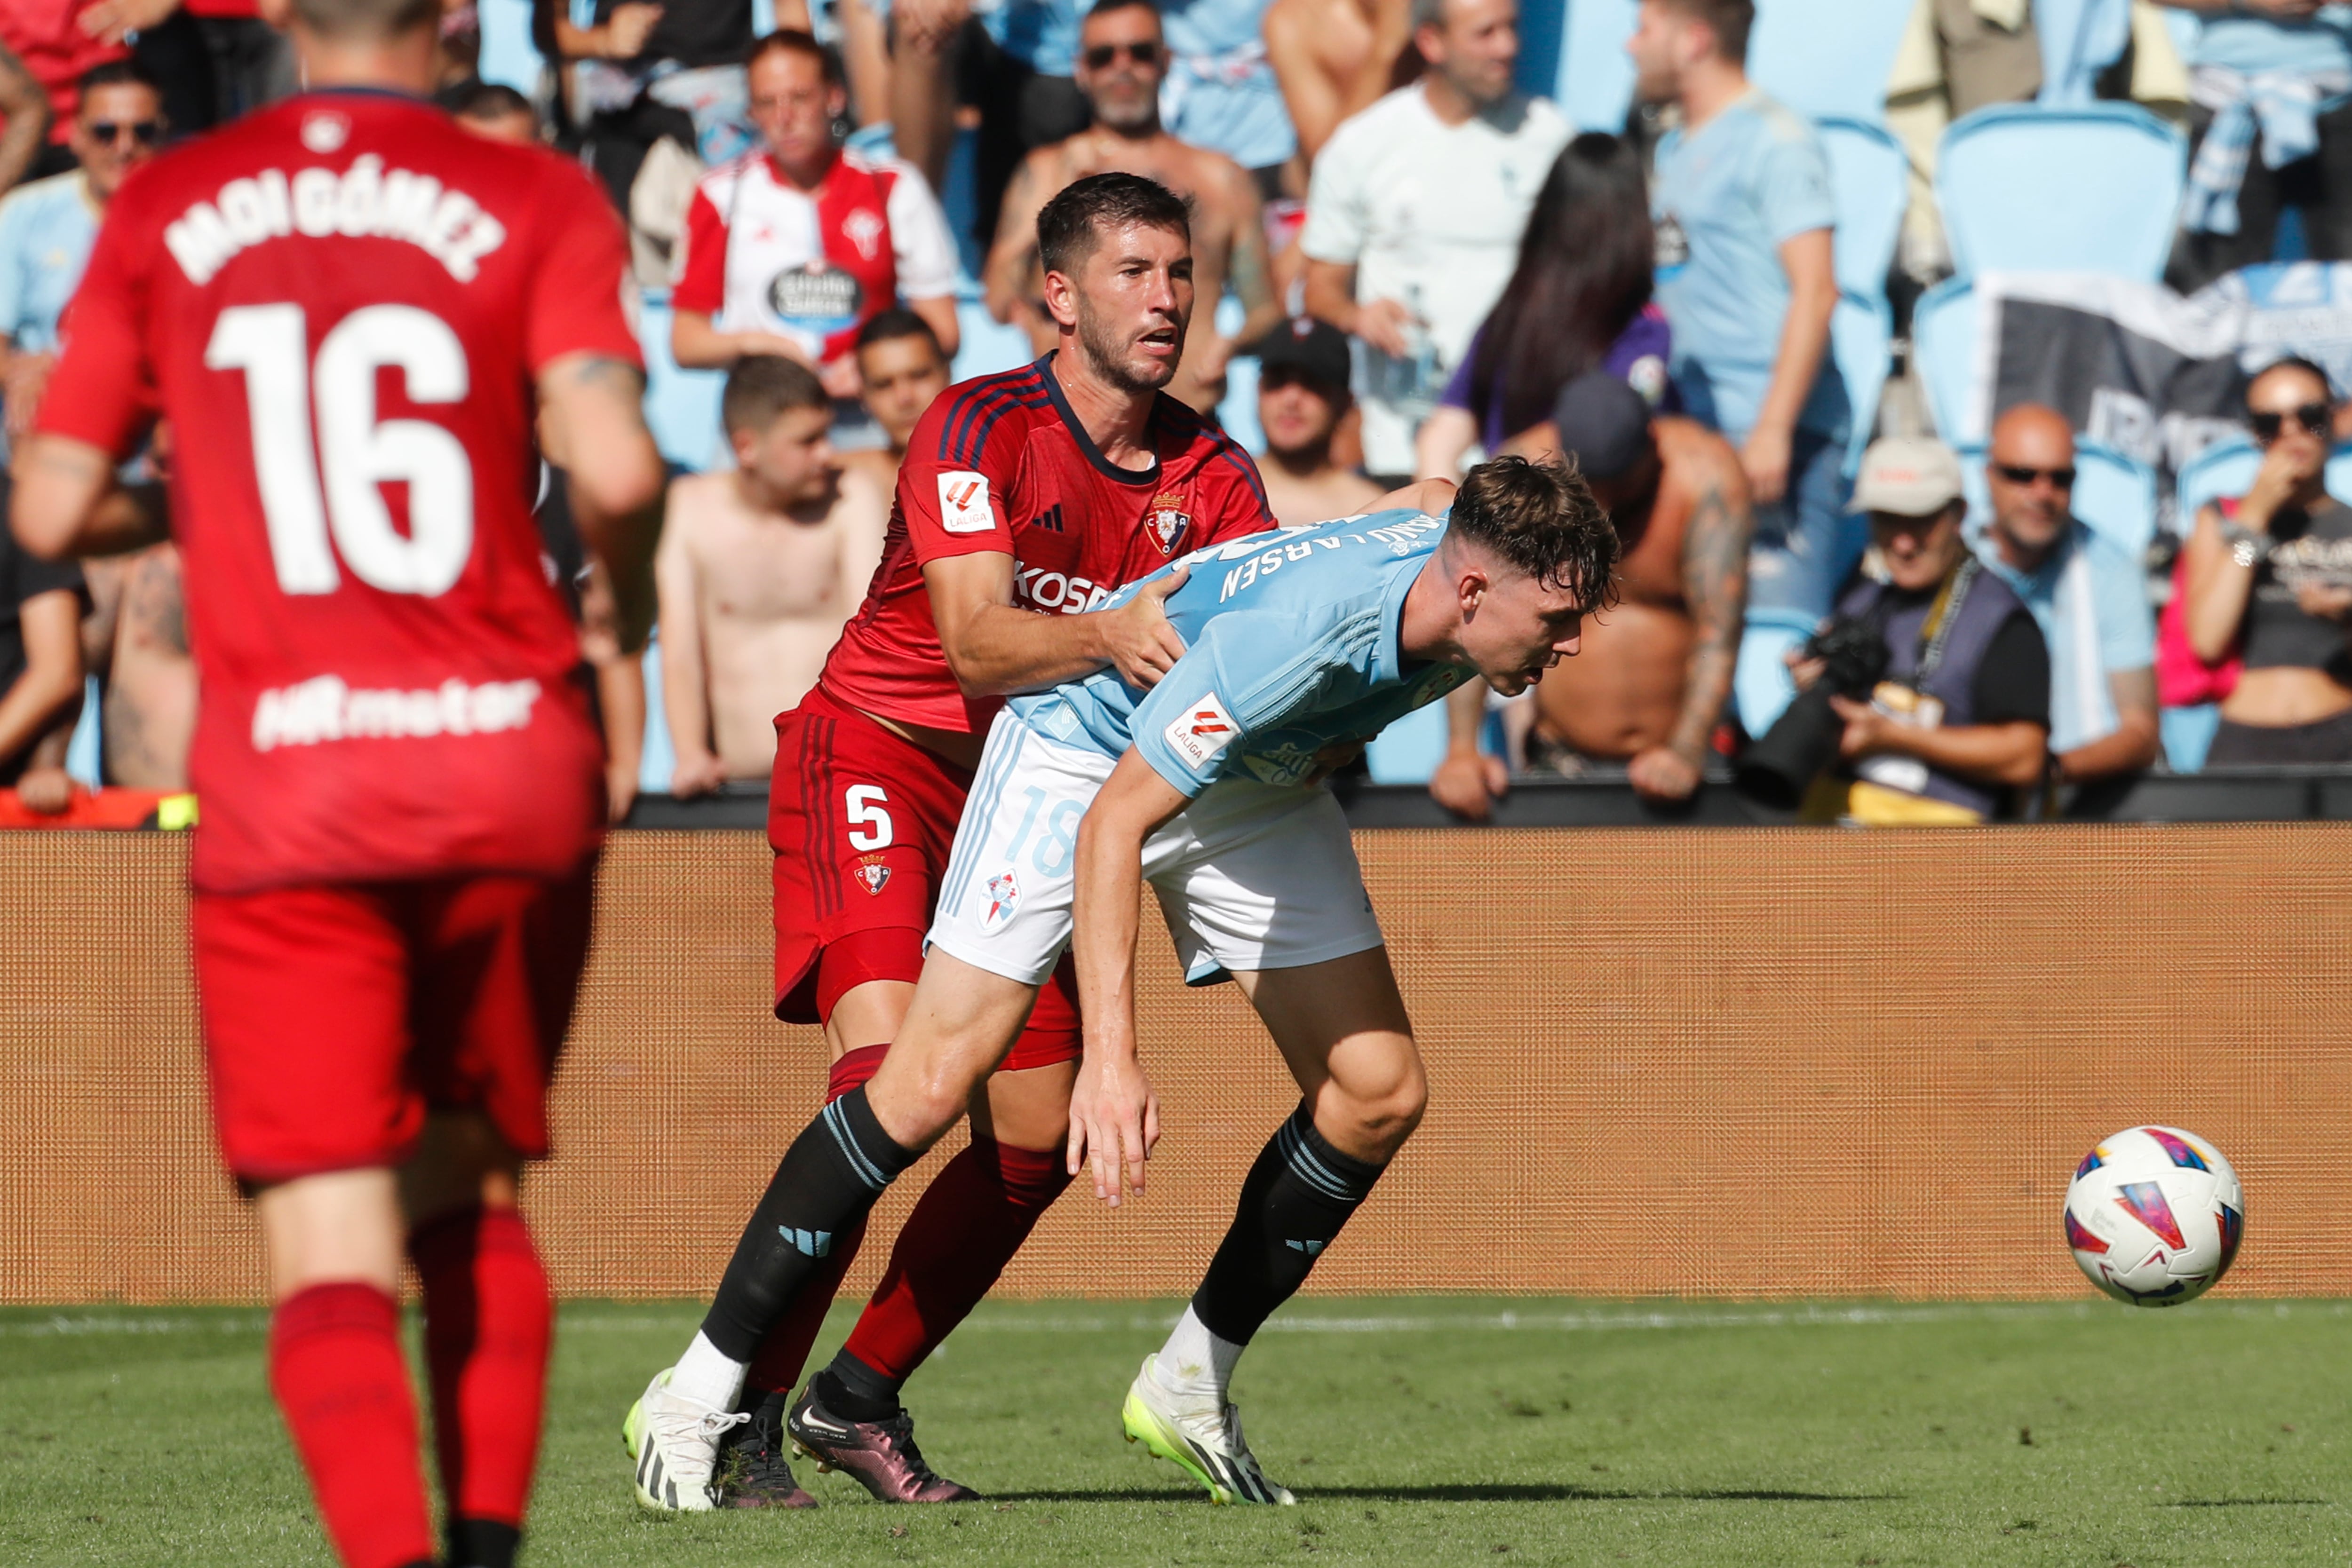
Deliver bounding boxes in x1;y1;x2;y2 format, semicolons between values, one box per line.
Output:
1163;692;1240;770
939;471;995;534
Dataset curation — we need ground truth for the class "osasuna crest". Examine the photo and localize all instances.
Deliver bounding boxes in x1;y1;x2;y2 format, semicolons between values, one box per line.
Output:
1146;491;1192;555
854;857;891;896
982;870;1021;932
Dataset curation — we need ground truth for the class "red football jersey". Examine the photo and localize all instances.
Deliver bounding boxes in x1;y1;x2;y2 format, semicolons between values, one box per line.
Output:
820;356;1276;733
36;92;642;894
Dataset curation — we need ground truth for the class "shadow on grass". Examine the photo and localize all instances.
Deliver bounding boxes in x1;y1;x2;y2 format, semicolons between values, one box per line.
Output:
2163;1498;2331;1508
986;1484;1898;1505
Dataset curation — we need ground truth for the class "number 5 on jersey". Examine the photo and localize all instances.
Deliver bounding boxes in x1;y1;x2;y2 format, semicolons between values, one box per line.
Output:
845;784;893;851
207;301;475;597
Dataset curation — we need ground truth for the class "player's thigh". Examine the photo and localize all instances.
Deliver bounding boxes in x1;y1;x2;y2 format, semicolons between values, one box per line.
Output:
866;950;1051;1150
254;1168;406;1300
928;720;1105;992
193;881;423;1188
409;861;598;1166
398;1108;524;1230
771;701;963;1030
969;1056;1079;1153
1149;784;1386;987
1236;949;1425;1163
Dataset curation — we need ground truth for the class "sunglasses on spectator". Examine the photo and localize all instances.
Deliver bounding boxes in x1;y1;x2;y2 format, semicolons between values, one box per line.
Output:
89;120;161;146
1992;463;2075;489
1082;40;1161;68
2250;403;2331;442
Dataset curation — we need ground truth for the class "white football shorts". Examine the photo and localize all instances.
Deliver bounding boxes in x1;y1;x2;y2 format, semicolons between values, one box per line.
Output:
929;715;1385;989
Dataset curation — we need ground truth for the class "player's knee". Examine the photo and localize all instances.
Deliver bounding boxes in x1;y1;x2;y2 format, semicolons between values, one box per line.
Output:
1328;1054;1427;1159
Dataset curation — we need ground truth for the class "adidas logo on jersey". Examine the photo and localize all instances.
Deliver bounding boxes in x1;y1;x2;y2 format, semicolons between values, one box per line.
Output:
1031;503;1065;533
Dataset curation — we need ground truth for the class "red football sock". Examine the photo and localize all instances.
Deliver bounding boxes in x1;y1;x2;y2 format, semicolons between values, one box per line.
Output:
841;1135;1072;1382
410;1205;552;1540
742;1044;890;1401
268;1283;436;1568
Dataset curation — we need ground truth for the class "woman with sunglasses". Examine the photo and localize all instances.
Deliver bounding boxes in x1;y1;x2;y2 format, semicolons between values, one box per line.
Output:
2181;356;2352;764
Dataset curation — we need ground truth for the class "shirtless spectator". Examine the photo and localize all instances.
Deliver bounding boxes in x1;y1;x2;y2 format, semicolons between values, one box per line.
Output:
985;0;1280;413
840;307;952;496
1265;0;1413;166
658;355;889;796
1252;317;1380;527
1430;369;1750;814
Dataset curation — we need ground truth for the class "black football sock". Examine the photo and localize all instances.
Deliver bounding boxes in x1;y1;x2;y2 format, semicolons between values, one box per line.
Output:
1190;1101;1388;1345
812;1348;904;1423
700;1087;921;1361
445;1519;518;1568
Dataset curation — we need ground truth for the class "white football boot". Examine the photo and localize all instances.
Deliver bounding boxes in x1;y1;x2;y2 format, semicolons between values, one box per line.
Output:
625;1368;749;1512
1121;1354;1297;1505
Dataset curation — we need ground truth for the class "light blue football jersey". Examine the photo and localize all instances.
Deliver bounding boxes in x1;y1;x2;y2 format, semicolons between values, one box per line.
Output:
1009;508;1473;796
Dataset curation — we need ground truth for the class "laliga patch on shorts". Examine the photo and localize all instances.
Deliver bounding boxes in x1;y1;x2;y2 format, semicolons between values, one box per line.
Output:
938;471;995;534
982;869;1021;932
1163;692;1240;771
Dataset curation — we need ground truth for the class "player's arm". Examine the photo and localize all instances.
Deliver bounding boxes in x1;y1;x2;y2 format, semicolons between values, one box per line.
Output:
1067;745;1187;1206
924;553;1194;694
537;352;666;655
12;435;167;558
1633;467;1751;803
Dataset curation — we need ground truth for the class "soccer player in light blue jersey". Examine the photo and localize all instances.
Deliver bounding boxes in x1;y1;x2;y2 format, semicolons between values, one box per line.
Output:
649;456;1615;1506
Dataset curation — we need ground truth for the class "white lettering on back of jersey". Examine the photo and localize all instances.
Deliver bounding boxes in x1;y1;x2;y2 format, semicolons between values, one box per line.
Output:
252;675;541;752
166;156;508;286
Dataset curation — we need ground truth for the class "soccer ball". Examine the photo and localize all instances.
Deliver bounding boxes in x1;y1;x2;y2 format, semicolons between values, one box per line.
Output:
2063;1126;2244;1307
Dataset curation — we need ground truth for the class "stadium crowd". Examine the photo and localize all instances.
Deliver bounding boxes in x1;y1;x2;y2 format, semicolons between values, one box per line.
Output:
1;0;2350;826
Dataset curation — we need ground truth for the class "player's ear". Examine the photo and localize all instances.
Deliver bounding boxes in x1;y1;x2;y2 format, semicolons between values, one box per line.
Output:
1041;269;1080;332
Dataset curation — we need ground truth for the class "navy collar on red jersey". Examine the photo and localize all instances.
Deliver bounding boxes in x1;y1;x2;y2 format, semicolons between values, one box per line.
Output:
1038;352;1164;489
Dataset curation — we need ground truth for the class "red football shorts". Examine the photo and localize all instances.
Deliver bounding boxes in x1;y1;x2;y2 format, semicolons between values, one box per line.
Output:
193;863;598;1186
771;686;1079;1069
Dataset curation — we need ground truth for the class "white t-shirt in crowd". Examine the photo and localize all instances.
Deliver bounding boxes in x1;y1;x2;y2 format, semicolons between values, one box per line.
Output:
1300;86;1569;474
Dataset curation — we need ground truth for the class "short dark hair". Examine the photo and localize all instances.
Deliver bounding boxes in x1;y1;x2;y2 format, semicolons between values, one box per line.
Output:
290;0;440;41
723;354;829;435
747;29;842;87
1084;0;1162;28
2249;355;2337;407
1655;0;1754;64
1447;454;1620;612
855;307;945;357
439;79;537;126
77;59;163;103
1036;172;1190;277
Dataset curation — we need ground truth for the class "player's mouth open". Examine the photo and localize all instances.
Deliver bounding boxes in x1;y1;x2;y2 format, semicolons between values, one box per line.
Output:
1138;329;1178;356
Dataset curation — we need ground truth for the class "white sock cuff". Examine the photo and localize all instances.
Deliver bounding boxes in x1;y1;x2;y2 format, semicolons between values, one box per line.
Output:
1155;1305;1246;1405
670;1329;749;1412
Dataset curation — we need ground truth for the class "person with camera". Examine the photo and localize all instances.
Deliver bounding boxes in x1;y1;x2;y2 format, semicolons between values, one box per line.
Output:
1741;437;2050;825
2178;357;2352;765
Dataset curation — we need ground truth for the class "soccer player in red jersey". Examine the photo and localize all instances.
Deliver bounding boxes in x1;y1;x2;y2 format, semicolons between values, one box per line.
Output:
625;173;1279;1510
9;1;667;1565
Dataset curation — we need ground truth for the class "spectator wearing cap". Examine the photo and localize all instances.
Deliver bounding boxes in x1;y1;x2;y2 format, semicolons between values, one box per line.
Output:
984;0;1281;414
1629;0;1851;729
1430;368;1750;814
1969;404;2159;791
2160;0;2352;293
1794;436;2049;826
1254;317;1382;527
1414;132;1673;482
1300;0;1567;483
0;59;161;444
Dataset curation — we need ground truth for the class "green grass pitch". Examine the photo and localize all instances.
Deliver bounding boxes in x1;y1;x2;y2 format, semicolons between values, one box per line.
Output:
3;1296;2345;1566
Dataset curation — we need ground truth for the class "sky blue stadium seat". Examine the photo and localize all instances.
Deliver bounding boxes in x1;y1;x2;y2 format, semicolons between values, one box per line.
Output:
476;0;544;95
1936;104;2186;283
636;292;726;472
1911;277;1982;446
1365;699;1448;784
2174;438;2259;536
64;675;100;788
2071;443;2157;558
1749;0;1912;123
640;632;675;794
2034;0;2131;107
2163;703;2219;772
1819;119;1907;467
1557;0;1639;133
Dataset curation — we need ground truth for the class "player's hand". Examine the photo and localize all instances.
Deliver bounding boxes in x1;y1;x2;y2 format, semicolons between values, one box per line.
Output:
1829;695;1888;760
1428;748;1506;819
1099;563;1190;688
1068;1048;1160;1207
14;764;72;816
77;0;178;44
1351;297;1414;360
668;750;727;798
1628;745;1703;802
1740;423;1792;507
604;1;664;57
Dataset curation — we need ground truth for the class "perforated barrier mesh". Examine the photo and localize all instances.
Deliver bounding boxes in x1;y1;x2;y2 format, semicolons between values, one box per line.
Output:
4;827;2348;1305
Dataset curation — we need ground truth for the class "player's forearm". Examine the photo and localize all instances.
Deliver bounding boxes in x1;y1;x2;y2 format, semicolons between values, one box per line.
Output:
1443;679;1483;757
944;602;1121;697
12;437;167;558
1072;815;1147;1065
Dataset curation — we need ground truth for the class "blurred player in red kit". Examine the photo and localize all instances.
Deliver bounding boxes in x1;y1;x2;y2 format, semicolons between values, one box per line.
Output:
9;0;667;1564
623;172;1278;1511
